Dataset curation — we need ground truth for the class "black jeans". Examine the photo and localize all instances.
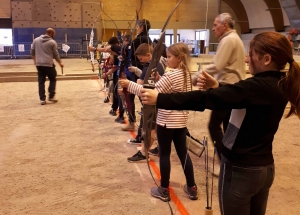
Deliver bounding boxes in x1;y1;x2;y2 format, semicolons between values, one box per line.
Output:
208;109;231;158
126;93;136;123
37;66;57;101
219;158;275;215
111;73;119;111
157;125;196;188
118;92;124;118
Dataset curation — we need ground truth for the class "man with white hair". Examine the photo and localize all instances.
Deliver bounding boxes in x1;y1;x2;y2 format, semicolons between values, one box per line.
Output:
196;13;246;169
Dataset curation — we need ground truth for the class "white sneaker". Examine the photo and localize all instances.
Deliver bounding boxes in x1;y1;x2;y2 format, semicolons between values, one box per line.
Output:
40;100;46;105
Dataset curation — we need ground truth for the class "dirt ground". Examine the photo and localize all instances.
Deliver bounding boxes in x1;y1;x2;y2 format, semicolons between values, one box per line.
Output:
0;59;299;215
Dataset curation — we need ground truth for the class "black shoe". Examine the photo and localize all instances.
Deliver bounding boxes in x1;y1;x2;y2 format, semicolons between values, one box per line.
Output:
151;186;171;202
49;96;58;102
109;109;117;116
184;184;198;200
127;135;142;144
149;147;159;156
127;151;147;162
104;96;110;103
115;116;125;124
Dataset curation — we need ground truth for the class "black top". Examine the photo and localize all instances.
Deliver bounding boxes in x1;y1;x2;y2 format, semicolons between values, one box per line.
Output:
156;71;288;166
140;61;165;81
110;45;121;56
131;31;152;69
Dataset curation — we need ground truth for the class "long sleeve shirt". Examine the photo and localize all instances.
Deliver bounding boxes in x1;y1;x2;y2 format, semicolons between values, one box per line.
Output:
128;69;191;128
31;35;60;67
156;71;288;166
205;30;246;84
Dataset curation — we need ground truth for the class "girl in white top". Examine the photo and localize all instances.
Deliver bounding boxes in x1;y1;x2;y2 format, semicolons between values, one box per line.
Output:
119;43;198;202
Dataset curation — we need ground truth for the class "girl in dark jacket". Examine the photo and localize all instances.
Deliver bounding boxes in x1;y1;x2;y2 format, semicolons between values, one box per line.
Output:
140;32;300;215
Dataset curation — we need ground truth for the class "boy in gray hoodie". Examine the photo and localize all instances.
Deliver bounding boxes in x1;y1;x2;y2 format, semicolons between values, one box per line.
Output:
31;28;63;105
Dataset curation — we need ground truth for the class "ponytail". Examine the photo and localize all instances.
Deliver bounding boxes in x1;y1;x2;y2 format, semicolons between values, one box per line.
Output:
279;61;300;118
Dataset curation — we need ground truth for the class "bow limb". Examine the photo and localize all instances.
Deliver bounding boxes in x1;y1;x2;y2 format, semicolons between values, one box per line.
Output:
143;0;184;163
89;29;95;72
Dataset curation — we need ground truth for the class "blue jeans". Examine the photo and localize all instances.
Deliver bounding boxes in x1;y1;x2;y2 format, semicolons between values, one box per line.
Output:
219;157;275;215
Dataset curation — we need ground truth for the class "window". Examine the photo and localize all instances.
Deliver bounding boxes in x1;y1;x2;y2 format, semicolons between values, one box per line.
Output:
0;28;13;46
165;34;180;47
149;34;180;47
195;30;209;46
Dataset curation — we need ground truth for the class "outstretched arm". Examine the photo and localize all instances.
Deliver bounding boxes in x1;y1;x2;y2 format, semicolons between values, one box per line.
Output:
141;79;252;111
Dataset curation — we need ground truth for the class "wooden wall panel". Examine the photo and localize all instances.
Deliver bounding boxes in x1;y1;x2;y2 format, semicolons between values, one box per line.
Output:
178;0;218;22
12;1;32;21
220;1;241;35
101;0;137;21
51;3;81;22
0;0;11;18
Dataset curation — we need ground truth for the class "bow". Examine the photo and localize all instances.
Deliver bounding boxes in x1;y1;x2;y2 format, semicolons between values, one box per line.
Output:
142;0;183;214
89;29;95;72
117;0;143;121
117;9;140;121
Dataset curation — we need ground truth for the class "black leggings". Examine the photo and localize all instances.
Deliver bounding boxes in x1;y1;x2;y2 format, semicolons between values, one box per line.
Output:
157;124;196;188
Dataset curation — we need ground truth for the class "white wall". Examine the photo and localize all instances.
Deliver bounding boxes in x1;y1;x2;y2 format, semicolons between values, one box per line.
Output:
177;29;195;41
281;4;291;26
241;0;273;28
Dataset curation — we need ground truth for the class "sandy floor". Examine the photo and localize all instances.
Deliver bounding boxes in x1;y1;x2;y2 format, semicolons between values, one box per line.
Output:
0;59;299;215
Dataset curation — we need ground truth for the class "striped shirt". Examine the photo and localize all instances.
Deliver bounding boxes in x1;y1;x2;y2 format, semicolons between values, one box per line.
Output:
127;69;191;128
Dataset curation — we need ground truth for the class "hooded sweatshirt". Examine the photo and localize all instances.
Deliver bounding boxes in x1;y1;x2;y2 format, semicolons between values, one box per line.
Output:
31;35;60;67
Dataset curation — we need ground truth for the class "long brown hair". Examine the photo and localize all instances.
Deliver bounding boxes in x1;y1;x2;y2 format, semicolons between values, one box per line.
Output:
167;43;192;92
249;32;300;118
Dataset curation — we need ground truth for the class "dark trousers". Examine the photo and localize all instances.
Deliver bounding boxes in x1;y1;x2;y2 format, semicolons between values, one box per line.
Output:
157;125;196;188
118;92;124;118
37;66;57;101
219;158;275;215
111;73;119;111
126;93;136;123
208;109;231;158
126;73;136;123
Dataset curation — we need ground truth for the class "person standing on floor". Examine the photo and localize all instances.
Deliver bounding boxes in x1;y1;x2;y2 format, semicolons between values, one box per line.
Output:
194;13;246;161
31;28;63;105
140;31;300;215
119;43;165;162
120;43;198;201
122;19;153;133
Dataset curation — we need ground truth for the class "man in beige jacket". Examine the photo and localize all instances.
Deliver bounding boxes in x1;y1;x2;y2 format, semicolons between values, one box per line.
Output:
199;13;246;164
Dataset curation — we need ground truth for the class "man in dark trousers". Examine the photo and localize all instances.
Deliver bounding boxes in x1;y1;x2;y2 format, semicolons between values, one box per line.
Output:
31;28;63;105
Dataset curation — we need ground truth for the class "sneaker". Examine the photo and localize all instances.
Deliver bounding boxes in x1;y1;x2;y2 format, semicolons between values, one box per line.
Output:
104;96;110;103
184;184;198;200
127;135;142;144
40;100;46;105
151;186;171;202
121;122;135;131
149;147;159;156
127;151;147;162
49;96;58;102
115;116;125;124
109;109;117;116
